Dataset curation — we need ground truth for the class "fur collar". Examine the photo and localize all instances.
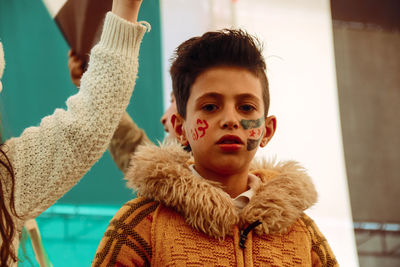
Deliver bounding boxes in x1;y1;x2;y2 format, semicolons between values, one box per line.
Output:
126;142;317;239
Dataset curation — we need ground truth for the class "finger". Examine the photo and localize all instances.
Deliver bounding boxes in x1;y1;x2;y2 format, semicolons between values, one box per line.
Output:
68;56;84;72
71;66;83;77
68;49;77;57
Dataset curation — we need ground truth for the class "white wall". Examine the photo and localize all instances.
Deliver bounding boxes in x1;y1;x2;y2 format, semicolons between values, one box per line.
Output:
160;0;358;266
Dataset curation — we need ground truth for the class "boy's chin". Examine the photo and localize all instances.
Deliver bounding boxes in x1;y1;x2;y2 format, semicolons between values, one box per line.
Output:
209;159;251;175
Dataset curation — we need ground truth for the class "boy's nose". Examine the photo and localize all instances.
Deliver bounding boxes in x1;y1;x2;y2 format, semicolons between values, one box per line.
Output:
220;105;241;129
160;115;169;132
220;112;240;130
222;120;239;129
161;116;167;126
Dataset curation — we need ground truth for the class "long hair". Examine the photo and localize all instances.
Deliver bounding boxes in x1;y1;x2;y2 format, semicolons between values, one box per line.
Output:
0;143;19;265
1;42;19;265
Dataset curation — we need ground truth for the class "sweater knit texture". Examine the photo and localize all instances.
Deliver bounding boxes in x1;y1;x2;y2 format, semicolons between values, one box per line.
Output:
92;142;338;266
0;12;147;265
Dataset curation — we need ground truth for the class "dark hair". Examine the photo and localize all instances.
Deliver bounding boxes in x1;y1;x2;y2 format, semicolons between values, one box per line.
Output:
170;29;269;118
0;144;19;265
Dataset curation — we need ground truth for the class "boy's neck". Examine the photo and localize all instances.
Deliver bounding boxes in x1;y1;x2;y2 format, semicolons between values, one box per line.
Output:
193;165;249;198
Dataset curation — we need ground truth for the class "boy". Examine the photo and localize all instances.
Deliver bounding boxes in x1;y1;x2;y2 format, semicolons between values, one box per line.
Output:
92;29;338;266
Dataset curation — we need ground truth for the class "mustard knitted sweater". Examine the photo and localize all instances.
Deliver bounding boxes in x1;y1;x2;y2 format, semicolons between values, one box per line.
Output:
1;12;147;265
93;143;338;266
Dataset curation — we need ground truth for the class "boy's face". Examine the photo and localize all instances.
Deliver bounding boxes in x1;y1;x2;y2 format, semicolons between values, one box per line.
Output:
174;66;276;177
160;93;177;140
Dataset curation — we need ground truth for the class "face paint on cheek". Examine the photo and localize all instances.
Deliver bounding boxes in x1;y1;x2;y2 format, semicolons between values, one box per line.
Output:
246;129;265;151
190;119;209;141
249;128;263;138
191;129;199;141
197;119;209;138
240;116;264;130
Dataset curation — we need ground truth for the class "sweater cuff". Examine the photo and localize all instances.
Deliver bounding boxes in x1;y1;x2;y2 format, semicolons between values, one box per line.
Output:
98;12;150;58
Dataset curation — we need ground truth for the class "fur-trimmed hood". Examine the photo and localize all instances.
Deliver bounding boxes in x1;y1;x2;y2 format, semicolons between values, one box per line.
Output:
125;142;317;239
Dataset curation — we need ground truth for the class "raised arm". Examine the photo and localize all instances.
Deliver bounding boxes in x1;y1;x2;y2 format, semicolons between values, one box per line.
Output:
5;0;147;219
112;0;142;23
68;49;151;175
109;112;151;174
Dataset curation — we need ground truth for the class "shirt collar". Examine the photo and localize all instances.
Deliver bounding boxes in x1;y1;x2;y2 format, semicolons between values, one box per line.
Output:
188;164;261;209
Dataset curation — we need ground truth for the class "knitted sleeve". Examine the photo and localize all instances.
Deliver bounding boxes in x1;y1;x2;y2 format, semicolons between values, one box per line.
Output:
4;12;148;219
300;214;338;267
92;198;158;267
108;112;151;175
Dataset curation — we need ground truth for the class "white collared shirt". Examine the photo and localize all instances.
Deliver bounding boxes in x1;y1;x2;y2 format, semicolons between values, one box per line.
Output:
189;164;261;210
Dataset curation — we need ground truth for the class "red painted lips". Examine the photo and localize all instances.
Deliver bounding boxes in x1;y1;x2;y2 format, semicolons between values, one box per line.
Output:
216;135;244;152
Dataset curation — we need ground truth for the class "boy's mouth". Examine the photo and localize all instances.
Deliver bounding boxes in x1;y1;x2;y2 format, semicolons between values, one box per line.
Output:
217;135;243;152
217;135;244;146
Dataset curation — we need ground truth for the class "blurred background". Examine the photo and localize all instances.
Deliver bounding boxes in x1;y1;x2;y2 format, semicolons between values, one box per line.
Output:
331;1;400;267
0;0;399;266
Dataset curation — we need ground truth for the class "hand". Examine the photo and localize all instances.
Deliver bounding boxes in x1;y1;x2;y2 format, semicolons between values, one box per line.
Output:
112;0;143;23
68;50;84;88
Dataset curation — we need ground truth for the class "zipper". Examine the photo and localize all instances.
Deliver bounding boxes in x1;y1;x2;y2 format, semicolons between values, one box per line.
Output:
239;220;261;249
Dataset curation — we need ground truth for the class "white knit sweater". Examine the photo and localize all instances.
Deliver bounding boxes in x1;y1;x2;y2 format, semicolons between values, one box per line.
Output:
1;12;147;265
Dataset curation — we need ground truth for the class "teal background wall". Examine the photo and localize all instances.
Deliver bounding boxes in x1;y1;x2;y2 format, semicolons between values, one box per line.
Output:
0;0;163;265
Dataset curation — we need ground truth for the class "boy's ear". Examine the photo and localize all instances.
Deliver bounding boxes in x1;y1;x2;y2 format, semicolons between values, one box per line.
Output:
260;115;277;147
172;113;189;146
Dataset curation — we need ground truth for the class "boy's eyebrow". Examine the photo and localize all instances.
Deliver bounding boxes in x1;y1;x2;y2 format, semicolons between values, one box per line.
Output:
235;93;261;102
195;92;223;102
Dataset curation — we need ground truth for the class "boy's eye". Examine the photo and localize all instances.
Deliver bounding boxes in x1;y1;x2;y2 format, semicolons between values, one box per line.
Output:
202;104;218;112
238;104;255;112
